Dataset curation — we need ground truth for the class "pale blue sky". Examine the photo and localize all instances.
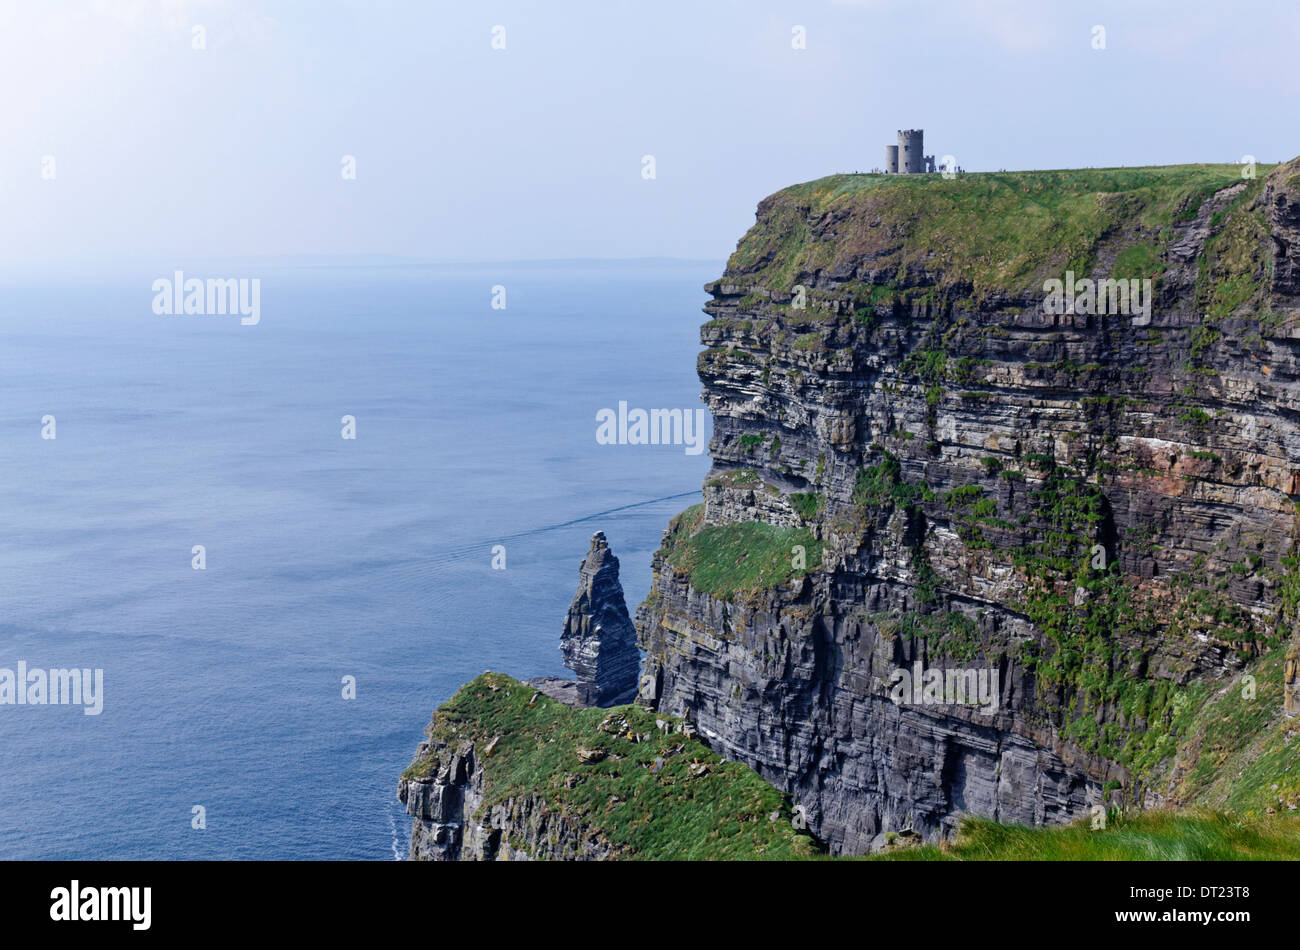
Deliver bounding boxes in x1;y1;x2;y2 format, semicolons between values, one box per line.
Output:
2;0;1296;270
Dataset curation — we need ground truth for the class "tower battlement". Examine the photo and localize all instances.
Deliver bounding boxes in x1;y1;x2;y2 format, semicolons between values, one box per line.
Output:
883;128;941;174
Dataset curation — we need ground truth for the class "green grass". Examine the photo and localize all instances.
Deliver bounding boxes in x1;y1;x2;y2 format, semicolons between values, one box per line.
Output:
872;609;983;661
412;673;820;860
944;485;984;508
853;452;932;508
727;163;1273;301
1168;650;1300;815
790;491;824;520
872;810;1300;861
1113;242;1164;280
660;504;822;601
1195;179;1272;320
416;676;1300;861
414;672;1300;861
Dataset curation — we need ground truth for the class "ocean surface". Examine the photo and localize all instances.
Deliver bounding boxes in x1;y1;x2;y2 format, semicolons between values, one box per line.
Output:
0;260;716;859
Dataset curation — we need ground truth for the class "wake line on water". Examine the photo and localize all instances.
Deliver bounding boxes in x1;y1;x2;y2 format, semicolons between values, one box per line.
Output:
417;489;702;569
509;489;701;537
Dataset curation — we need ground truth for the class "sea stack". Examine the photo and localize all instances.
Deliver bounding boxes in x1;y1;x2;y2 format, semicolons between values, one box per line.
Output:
560;531;640;707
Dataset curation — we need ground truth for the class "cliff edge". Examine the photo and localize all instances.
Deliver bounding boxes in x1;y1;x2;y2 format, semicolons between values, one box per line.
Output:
635;159;1300;854
398;672;818;859
403;160;1300;859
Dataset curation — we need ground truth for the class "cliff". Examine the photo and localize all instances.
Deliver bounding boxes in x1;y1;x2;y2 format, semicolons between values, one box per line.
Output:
401;159;1300;860
635;159;1300;854
399;672;818;859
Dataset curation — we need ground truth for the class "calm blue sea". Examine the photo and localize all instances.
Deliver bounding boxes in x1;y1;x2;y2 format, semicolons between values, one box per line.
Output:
0;260;715;859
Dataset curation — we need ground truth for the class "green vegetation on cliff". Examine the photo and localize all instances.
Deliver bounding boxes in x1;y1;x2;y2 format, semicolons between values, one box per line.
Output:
873;810;1300;861
727;163;1272;304
642;158;1300;858
660;503;821;601
843;438;1293;796
1169;649;1300;816
412;673;819;860
853;451;933;508
414;675;1300;861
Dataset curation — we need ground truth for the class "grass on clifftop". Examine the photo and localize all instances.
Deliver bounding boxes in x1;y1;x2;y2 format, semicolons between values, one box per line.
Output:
660;503;822;601
729;163;1271;299
415;672;820;860
872;810;1300;861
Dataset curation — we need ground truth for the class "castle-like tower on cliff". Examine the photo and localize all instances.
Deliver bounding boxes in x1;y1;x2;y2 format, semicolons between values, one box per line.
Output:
884;129;935;174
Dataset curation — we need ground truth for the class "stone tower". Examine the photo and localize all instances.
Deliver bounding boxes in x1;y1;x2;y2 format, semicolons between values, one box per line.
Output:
884;144;899;175
898;129;924;175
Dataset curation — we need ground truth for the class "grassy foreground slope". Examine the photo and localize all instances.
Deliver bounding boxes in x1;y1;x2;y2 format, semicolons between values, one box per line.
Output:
415;667;1300;860
873;810;1300;861
407;672;819;860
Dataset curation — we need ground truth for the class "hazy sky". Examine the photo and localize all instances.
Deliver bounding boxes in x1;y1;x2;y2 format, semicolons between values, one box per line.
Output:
2;0;1297;270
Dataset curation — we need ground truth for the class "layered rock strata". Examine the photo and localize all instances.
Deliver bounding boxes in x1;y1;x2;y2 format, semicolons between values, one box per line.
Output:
559;531;640;706
636;159;1300;854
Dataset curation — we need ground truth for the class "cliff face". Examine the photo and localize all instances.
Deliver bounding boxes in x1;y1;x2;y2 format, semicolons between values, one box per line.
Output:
636;160;1300;854
400;536;657;861
399;731;617;861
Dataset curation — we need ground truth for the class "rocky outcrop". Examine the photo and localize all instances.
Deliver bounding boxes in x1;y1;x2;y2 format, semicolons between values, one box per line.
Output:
523;674;583;707
560;532;640;706
1266;161;1300;301
399;673;817;860
636;159;1300;854
399;731;616;861
398;534;648;861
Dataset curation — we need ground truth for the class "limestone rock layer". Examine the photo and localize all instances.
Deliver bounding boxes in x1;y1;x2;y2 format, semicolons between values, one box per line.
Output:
560;531;640;707
636;159;1300;855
